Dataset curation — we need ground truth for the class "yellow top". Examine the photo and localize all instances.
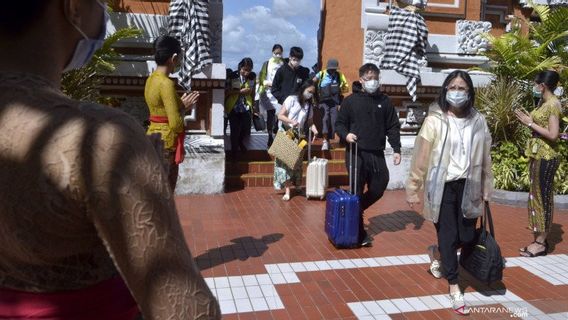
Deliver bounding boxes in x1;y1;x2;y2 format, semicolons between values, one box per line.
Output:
525;96;563;160
145;71;184;151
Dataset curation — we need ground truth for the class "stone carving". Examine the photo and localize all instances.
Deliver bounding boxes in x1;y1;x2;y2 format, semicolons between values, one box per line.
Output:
456;20;492;54
364;29;387;66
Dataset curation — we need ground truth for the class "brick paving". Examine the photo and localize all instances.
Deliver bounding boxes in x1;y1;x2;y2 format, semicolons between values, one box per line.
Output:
176;188;568;319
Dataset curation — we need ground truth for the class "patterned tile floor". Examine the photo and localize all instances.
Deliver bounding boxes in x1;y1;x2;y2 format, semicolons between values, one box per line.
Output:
176;189;568;319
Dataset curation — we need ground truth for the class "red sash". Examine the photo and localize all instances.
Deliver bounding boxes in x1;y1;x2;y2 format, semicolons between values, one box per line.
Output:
149;115;185;165
0;276;139;320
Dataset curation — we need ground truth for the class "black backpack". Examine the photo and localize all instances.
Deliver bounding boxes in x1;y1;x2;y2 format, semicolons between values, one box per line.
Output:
459;202;505;284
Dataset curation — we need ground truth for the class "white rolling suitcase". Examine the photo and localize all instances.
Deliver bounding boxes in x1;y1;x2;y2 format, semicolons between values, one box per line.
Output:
305;129;328;200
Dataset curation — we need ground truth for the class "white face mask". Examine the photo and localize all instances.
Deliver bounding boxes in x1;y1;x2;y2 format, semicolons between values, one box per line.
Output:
273;53;282;59
290;59;301;69
63;1;109;72
362;79;380;94
446;90;469;108
303;91;313;100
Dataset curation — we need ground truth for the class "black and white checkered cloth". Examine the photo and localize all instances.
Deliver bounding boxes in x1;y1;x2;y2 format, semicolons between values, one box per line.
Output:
168;0;212;91
380;7;428;101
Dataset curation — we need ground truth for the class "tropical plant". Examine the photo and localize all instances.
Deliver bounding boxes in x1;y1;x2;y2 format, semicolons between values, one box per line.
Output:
476;77;532;147
61;27;141;104
479;4;568;194
491;142;530;191
482;4;568;83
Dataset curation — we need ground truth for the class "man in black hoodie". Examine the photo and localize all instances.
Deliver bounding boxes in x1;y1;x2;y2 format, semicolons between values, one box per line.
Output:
272;47;310;104
336;63;402;247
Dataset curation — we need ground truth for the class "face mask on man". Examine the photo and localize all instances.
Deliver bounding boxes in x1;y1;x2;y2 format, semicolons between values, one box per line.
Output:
446;90;469;108
290;59;301;69
362;79;380;94
63;0;109;72
303;91;313;100
273;53;282;60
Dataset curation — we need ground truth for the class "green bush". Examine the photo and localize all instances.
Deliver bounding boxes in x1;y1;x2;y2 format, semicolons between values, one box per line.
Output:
492;139;568;194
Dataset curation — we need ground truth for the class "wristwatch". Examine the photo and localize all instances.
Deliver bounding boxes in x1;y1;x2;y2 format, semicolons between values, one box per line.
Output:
528;122;533;127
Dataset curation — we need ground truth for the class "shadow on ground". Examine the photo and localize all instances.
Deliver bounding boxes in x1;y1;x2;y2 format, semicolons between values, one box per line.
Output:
194;233;284;271
367;210;425;237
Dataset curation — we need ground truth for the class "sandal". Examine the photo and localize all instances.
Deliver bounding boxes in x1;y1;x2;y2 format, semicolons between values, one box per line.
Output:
520;240;548;257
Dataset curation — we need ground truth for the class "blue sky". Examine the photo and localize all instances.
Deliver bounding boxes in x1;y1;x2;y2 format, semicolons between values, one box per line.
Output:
222;0;320;74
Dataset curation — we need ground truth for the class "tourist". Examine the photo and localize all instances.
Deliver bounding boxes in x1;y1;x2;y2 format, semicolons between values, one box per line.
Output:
312;58;349;150
225;57;254;154
256;44;285;148
0;1;219;319
145;35;200;191
516;70;562;258
406;70;493;315
271;46;310;134
274;80;318;201
335;63;402;247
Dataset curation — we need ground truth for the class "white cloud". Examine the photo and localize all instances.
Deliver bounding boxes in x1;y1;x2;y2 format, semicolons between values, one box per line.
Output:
222;5;318;73
273;0;319;18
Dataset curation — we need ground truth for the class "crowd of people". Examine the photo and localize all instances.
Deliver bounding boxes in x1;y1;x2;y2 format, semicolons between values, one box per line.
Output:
218;44;563;315
0;1;564;318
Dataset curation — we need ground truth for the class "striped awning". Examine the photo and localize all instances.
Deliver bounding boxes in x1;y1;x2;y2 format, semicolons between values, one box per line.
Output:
168;0;212;91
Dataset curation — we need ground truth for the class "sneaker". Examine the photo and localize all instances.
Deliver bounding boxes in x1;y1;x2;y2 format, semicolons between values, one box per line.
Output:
429;260;443;279
282;193;290;201
361;235;373;247
321;140;330;151
450;291;470;316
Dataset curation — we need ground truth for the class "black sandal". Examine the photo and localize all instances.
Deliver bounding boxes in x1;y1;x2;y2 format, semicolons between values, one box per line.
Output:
520;240;548;257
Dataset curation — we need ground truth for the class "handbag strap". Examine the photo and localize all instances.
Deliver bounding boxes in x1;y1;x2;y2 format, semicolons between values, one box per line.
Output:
482;201;496;239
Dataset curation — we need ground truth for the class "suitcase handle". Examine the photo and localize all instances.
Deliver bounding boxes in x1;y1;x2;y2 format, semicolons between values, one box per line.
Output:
349;142;358;195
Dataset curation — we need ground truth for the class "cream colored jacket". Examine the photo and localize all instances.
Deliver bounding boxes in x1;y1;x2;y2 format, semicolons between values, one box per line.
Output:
405;103;493;223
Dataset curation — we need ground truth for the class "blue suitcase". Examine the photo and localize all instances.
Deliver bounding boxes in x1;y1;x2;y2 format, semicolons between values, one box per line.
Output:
324;143;361;248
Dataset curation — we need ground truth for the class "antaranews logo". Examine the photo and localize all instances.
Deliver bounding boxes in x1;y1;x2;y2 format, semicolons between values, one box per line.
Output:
469;306;528;318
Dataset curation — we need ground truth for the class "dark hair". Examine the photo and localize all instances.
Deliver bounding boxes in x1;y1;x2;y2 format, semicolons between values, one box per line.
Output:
238;57;253;71
438;70;475;113
272;44;283;52
535;70;560;92
247;71;256;81
153;35;182;65
289;47;304;60
0;0;51;35
296;80;316;106
358;63;380;77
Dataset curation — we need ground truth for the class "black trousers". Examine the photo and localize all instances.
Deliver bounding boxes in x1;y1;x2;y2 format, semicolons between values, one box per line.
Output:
266;109;276;147
435;179;478;285
229;110;251;152
320;100;338;138
346;148;389;241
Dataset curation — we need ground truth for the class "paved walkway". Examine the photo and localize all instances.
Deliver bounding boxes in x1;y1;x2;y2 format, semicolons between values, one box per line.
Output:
176;189;568;319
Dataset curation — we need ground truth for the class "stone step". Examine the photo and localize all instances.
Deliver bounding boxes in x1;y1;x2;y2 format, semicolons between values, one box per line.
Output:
226;147;347;162
225;159;347;175
225;172;349;189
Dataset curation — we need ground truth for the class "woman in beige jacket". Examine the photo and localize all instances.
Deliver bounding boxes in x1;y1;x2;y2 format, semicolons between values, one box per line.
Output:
406;70;493;315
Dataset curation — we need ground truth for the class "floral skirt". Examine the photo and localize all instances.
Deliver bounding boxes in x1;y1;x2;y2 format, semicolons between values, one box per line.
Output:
528;157;560;232
273;159;302;190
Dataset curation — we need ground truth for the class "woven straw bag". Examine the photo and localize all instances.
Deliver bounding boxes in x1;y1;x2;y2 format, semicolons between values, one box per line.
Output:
268;130;305;169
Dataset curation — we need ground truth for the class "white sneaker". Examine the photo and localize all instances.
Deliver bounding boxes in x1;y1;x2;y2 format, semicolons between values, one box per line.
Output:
450;291;470;316
321;140;330;151
429;260;443;279
282;193;290;201
427;245;443;279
